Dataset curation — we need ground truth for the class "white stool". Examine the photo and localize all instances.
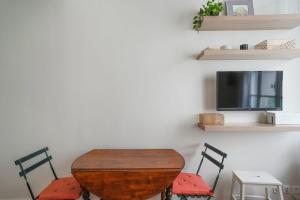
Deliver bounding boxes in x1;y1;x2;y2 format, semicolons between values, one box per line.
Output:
230;171;284;200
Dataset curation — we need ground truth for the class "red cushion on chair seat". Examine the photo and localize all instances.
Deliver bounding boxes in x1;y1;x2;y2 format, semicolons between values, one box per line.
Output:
173;172;213;196
37;177;81;200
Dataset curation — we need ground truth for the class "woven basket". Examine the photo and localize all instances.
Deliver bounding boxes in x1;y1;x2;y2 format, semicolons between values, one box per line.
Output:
199;113;224;126
255;39;296;50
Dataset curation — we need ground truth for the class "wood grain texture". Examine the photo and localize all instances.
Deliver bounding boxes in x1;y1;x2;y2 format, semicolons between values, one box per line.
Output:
199;113;224;126
72;149;185;200
200;14;300;31
197;49;300;60
72;149;184;170
199;123;300;132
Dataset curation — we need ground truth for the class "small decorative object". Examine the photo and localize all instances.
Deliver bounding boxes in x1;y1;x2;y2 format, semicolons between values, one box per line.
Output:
199;113;224;127
220;45;233;50
240;44;248;50
266;112;300;125
225;0;254;16
280;40;296;49
255;39;296;50
193;0;225;31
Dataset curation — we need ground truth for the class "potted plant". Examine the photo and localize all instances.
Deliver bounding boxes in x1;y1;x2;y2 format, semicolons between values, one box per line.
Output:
193;0;224;31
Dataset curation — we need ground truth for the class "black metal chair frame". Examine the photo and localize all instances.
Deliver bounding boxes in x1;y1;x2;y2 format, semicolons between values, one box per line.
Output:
15;147;58;200
177;143;227;200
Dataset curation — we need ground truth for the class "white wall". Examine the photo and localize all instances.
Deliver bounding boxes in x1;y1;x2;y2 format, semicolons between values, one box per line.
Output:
1;0;300;199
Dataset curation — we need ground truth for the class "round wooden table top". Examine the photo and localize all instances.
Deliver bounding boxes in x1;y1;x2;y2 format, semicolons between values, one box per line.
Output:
72;149;185;200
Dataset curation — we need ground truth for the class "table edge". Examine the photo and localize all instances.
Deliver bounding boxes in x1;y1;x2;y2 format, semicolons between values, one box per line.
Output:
71;149;185;171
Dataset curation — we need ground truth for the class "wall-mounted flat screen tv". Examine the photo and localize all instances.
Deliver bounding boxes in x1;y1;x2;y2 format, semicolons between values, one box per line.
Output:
217;71;283;111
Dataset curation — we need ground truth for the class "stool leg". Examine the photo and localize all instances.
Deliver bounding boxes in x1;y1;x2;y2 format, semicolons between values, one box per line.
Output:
265;187;269;200
240;184;245;200
230;176;236;200
278;185;284;200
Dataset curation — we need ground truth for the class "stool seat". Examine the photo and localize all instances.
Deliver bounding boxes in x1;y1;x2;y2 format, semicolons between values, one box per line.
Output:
233;171;282;185
173;172;213;196
37;177;81;200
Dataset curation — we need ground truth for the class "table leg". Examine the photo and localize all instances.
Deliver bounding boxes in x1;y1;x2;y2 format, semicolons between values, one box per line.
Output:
82;189;90;200
165;184;172;200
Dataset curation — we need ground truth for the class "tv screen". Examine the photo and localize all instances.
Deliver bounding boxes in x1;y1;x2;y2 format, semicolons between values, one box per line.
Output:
217;71;283;111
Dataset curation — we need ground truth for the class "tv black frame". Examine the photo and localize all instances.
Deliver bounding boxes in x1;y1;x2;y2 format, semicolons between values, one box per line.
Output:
216;71;283;111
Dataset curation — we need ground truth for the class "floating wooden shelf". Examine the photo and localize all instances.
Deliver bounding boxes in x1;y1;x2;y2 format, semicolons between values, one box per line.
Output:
200;14;300;31
197;49;300;60
199;123;300;132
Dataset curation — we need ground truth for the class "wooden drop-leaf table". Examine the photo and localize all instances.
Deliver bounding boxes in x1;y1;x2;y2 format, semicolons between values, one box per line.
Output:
71;149;185;200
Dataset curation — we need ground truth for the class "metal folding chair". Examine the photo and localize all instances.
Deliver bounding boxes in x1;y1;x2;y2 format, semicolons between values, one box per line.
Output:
172;143;227;200
15;147;81;200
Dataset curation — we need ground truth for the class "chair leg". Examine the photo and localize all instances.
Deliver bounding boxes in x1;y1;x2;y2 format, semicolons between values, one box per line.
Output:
165;185;172;200
82;190;90;200
161;191;166;200
179;196;188;200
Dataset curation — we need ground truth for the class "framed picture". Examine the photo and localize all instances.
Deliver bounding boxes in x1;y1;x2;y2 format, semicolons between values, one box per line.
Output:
225;0;254;16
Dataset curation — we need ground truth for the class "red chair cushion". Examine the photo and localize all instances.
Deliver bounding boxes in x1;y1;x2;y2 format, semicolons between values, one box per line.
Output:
37;177;81;200
173;172;213;196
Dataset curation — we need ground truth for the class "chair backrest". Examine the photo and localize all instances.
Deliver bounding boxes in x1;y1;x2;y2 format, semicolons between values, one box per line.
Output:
14;147;57;200
196;143;227;193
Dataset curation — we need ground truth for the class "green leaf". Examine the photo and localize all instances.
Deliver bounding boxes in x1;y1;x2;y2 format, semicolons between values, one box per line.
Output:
192;0;224;30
